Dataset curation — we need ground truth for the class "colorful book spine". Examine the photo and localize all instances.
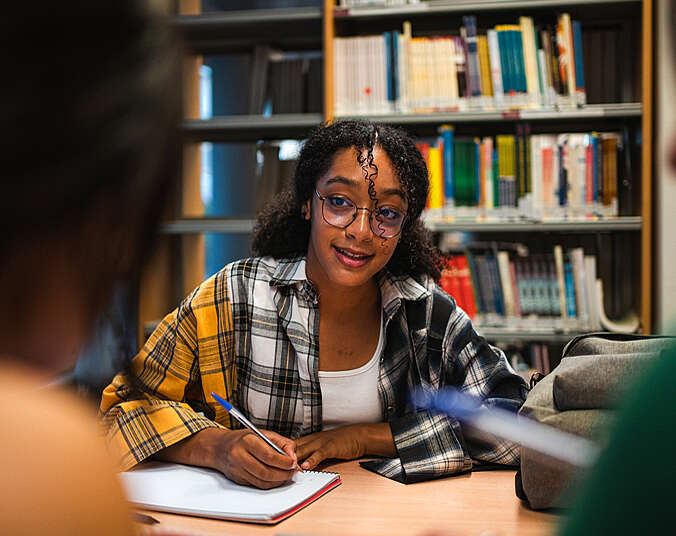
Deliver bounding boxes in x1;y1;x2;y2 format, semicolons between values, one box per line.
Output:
572;20;586;105
477;35;493;97
427;145;444;209
463;16;483;97
487;29;504;108
440;125;455;208
563;260;577;318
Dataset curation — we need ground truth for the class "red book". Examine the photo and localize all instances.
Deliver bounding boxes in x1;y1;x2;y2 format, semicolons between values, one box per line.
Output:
454;255;478;319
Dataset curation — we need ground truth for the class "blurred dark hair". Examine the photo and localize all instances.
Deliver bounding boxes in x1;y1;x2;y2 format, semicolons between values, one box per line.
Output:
251;120;443;280
0;3;182;325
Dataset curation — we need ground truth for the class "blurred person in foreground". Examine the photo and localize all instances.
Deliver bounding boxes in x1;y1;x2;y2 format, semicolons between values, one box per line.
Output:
557;6;676;534
0;3;181;534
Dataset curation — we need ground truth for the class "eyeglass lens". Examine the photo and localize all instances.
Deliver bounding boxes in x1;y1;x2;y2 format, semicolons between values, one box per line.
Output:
321;195;404;238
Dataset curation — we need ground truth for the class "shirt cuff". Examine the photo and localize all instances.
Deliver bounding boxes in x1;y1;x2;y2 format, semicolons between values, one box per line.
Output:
103;400;223;471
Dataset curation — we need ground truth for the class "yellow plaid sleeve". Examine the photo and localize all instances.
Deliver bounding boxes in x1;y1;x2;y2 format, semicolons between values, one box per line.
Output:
100;271;236;471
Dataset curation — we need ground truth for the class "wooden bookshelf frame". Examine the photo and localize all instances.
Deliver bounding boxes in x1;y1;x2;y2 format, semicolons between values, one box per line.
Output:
641;0;653;333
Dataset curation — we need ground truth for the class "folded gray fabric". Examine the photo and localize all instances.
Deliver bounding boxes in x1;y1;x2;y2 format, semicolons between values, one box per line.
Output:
519;370;614;510
563;334;675;358
552;353;655;411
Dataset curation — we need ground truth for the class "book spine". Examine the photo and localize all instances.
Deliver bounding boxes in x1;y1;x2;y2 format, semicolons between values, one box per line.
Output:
463;16;483;97
487;255;505;316
563;260;577;318
487;29;505;109
572;20;586;105
477;35;493;98
384;32;393;108
456;255;478;318
440;125;455;208
553;245;568;320
427;145;444;209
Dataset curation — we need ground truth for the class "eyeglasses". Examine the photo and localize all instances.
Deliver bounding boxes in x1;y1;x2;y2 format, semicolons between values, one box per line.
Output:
314;190;406;239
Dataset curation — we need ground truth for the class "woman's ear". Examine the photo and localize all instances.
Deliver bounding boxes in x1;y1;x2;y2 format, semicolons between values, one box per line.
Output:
301;200;311;221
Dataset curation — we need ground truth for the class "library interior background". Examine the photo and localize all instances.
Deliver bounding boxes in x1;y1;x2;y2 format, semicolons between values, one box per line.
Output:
72;0;676;394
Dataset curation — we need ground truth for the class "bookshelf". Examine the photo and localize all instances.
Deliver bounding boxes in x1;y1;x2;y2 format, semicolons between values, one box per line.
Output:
139;0;654;355
323;0;653;345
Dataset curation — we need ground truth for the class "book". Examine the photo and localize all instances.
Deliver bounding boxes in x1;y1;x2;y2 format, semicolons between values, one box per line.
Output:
120;462;341;525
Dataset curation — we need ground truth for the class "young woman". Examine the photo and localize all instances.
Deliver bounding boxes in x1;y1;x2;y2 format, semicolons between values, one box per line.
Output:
1;2;182;533
101;120;527;489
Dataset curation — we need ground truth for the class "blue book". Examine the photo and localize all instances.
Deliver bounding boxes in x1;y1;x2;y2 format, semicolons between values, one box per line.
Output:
463;16;483;97
513;29;527;93
440;126;455;207
391;30;400;105
572;21;586;104
384;32;393;104
564;261;577;317
497;29;512;93
476;256;496;314
487;255;505;315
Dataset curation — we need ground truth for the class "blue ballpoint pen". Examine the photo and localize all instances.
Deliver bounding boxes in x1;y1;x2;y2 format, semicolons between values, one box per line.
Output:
211;392;302;471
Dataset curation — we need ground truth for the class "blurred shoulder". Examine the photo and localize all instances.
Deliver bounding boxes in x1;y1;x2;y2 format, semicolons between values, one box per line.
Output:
0;362;134;535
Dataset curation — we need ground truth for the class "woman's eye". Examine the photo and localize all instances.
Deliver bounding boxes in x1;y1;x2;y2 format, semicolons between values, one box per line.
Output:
378;207;402;221
328;196;353;208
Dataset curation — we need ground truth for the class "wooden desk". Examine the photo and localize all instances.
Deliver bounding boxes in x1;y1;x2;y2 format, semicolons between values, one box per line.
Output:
141;460;558;536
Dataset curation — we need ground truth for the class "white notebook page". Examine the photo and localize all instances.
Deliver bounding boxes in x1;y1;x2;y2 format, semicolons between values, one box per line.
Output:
119;462;340;523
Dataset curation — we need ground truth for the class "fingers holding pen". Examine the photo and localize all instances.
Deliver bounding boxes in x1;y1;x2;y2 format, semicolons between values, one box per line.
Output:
212;429;297;489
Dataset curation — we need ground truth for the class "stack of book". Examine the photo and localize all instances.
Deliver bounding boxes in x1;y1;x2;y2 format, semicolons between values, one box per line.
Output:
336;0;418;7
334;13;588;115
440;244;606;333
255;143;298;213
249;46;323;115
420;127;629;220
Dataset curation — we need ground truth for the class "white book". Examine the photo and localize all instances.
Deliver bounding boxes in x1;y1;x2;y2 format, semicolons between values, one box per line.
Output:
121;462;341;525
570;247;589;327
446;37;458;108
584;255;601;330
497;251;516;317
553;245;567;320
401;21;413;112
519;17;540;108
530;135;543;219
334;38;346;116
397;31;409;112
561;14;577;100
486;30;504;110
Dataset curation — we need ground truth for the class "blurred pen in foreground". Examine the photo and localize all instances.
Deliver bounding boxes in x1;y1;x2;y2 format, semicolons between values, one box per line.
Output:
413;387;600;468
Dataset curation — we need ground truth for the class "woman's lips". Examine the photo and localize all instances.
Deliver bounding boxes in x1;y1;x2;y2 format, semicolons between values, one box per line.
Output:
333;246;373;268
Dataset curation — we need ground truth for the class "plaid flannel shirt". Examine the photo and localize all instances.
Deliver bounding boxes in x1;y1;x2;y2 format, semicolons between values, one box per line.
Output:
101;256;528;483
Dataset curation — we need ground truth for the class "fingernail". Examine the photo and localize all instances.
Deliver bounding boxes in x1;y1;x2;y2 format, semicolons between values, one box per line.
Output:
302;462;310;469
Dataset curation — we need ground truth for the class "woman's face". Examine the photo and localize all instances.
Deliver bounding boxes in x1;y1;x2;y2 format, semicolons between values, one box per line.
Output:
304;146;408;291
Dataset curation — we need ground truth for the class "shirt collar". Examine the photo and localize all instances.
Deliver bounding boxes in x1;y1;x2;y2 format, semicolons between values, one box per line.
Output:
270;256;308;287
270;255;430;305
377;270;430;310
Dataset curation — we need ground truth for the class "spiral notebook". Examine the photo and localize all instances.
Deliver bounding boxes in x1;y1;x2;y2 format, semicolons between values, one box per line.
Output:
119;462;342;524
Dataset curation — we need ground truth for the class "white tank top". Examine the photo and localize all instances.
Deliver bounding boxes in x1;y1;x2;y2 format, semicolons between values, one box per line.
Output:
318;315;384;431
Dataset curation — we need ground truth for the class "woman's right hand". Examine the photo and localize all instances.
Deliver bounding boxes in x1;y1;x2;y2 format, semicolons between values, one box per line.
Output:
209;428;298;489
153;427;298;490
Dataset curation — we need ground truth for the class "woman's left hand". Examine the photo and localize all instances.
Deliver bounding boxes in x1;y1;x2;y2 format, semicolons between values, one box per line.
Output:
295;424;367;471
295;422;397;470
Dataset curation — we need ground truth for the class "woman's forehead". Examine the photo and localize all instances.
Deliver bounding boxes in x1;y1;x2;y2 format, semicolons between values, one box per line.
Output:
321;146;402;191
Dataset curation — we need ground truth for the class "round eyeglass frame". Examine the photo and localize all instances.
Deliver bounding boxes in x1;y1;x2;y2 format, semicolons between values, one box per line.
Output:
313;189;406;239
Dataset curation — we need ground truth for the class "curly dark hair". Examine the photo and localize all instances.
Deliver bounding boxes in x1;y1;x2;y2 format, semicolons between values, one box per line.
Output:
251;119;443;281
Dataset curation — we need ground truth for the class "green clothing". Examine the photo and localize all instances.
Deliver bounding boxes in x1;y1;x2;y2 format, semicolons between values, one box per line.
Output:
558;344;676;535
